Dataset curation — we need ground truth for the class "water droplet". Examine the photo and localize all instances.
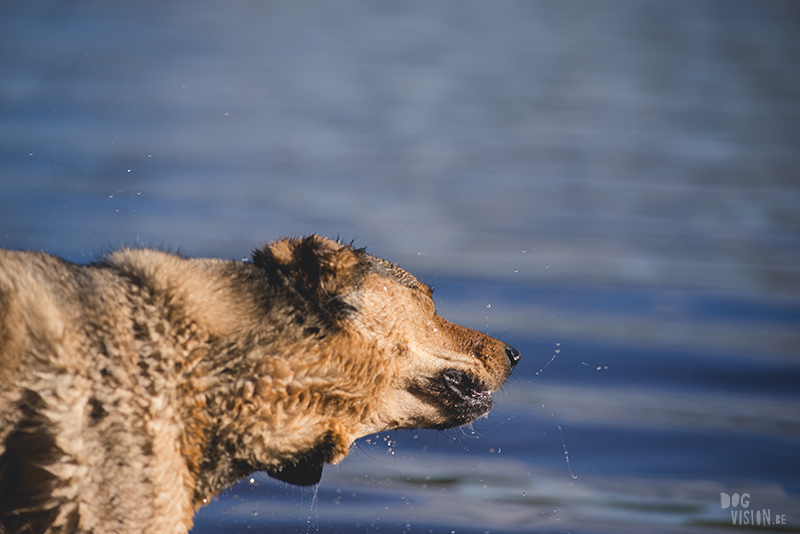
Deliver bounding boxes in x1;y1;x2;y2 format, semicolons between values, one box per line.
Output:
251;510;258;516
147;153;152;157
29;152;34;156
486;304;491;308
522;249;526;253
249;478;255;484
514;269;518;273
127;169;131;173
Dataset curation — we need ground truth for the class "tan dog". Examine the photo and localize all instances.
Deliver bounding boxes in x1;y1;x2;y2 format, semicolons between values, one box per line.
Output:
0;235;519;534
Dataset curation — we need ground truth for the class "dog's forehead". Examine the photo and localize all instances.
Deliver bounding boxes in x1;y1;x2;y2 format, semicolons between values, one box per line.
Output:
363;254;431;295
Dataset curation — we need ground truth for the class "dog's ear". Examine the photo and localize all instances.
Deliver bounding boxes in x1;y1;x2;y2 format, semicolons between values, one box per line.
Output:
252;235;363;298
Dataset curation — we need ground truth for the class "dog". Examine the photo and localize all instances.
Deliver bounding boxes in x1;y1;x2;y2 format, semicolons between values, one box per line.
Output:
0;235;519;533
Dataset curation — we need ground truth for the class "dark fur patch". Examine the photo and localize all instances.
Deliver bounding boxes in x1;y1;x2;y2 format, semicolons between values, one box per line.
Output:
250;236;367;332
89;397;107;424
0;391;65;534
265;432;338;486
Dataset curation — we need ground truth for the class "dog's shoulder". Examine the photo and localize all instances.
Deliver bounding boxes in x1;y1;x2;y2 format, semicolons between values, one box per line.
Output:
1;250;79;380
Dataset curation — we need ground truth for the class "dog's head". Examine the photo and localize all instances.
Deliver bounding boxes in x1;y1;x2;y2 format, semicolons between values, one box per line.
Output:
249;235;519;485
353;252;520;429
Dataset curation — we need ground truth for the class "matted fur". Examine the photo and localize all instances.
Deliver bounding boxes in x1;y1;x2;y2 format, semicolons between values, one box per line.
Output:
0;235;519;534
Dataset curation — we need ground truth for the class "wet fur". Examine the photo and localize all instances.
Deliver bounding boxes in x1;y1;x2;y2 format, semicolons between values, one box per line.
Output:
0;235;518;534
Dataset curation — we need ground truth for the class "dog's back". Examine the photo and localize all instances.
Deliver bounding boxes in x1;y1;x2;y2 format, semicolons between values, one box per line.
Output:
0;250;199;533
1;250;90;533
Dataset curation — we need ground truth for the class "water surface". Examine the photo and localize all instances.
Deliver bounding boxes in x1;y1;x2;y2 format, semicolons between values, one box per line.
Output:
1;1;799;532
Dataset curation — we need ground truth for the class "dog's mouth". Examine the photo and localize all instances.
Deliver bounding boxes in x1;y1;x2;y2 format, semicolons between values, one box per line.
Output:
436;369;493;426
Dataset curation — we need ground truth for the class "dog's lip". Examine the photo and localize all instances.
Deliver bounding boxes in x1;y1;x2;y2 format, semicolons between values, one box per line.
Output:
441;369;492;404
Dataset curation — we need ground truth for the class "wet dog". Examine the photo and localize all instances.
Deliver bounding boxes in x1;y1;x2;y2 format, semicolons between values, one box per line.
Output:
0;235;519;533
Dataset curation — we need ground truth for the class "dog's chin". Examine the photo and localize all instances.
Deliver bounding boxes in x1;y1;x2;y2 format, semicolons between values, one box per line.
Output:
437;369;494;427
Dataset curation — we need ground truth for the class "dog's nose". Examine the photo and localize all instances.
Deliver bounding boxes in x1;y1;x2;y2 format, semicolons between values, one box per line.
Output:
505;345;521;367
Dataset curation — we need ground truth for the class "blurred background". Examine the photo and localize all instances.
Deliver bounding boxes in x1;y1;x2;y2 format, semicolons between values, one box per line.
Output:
1;1;799;532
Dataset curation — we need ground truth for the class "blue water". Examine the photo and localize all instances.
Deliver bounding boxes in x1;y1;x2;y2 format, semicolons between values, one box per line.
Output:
2;1;800;532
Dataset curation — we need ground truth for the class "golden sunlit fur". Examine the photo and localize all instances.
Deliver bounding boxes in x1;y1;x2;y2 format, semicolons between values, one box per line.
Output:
0;235;519;534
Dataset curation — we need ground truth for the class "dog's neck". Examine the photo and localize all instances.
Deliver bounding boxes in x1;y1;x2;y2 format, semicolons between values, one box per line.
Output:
182;328;386;504
99;251;391;504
